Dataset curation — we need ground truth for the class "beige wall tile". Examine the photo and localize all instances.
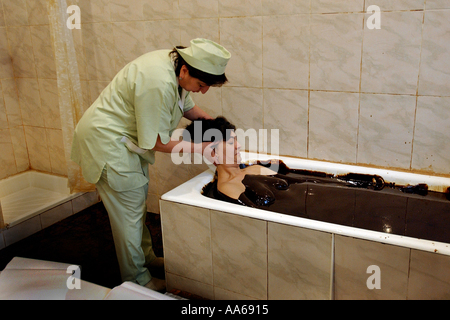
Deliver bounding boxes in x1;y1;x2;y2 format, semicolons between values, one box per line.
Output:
418;10;450;96
166;273;214;300
358;93;416;170
30;25;56;79
6;26;36;78
220;17;262;87
311;0;364;13
112;21;146;72
144;20;180;53
154;152;195;196
268;222;332;300
222;87;263;153
24;126;51;172
109;0;144;22
189;87;222;118
46;128;66;175
309;91;359;163
412;96;450;174
1;79;21;127
2;0;28;26
335;235;410;300
178;0;219;19
143;0;179;20
408;249;450;300
372;0;424;10
219;0;262;17
310;13;363;92
10;126;29;172
160;201;213;285
263;88;308;158
0;28;14;79
426;0;450;9
263;14;309;89
0;129;17;179
180;18;219;46
222;87;263;132
72;0;110;23
38;79;61;129
211;210;267;299
262;0;310;15
361;11;423;95
16;78;44;127
82;23;116;81
26;0;49;25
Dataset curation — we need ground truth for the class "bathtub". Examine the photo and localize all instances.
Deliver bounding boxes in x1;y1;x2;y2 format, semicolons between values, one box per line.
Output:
0;171;99;249
160;152;450;300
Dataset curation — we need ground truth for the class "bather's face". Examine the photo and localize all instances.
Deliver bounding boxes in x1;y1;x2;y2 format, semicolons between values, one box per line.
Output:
214;131;241;165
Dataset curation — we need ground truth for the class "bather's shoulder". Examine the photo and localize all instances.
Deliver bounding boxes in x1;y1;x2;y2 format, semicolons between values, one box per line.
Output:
241;164;277;176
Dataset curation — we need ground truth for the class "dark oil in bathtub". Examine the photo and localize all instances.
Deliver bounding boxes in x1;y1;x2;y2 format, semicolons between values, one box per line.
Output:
202;160;450;245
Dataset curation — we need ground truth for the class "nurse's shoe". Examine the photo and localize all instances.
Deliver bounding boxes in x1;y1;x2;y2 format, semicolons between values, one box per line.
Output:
144;277;166;292
147;257;164;269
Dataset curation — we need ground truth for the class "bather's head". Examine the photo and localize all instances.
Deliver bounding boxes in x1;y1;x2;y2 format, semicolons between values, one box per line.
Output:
184;116;242;166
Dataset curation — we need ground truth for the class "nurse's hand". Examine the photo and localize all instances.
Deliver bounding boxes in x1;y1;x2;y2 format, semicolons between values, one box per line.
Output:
202;142;217;165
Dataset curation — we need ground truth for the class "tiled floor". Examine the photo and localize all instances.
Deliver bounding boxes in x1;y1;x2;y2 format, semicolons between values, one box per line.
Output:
0;202;163;289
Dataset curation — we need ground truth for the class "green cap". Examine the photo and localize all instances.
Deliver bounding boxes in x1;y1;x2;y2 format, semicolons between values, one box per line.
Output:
176;38;231;76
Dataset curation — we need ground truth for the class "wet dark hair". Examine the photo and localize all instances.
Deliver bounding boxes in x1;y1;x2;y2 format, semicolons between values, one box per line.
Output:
169;47;228;87
184;116;236;144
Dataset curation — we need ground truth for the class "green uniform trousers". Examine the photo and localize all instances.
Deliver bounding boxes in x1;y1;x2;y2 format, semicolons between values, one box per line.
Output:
95;165;156;286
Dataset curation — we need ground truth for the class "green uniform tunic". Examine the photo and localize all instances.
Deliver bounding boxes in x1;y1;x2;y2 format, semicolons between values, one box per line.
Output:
71;49;195;285
71;49;195;191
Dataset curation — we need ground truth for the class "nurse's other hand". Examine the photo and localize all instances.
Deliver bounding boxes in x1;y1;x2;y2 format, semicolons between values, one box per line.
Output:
202;142;217;165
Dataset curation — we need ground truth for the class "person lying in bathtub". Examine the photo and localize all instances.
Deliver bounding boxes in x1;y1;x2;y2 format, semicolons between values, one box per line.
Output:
184;116;282;207
184;116;385;209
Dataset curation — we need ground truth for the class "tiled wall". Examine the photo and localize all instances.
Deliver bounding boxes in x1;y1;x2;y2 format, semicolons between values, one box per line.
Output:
1;1;449;210
160;200;450;300
0;0;67;180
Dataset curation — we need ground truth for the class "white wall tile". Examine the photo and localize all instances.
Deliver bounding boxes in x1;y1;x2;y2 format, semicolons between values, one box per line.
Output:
263;14;309;89
310;13;363;92
220;17;263;87
361;11;423;95
264;88;308;158
358;94;416;169
412;96;450;174
418;10;450;96
309;91;359;163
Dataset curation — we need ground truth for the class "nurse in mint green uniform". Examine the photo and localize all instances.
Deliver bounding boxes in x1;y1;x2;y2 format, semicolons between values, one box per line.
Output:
71;39;231;290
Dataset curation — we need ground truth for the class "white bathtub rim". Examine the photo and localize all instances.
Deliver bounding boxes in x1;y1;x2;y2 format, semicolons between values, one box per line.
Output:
240;152;450;193
161;153;450;256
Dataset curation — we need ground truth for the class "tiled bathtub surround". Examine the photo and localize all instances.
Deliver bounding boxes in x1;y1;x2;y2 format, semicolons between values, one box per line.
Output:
160;152;450;299
160;200;450;300
1;0;450;212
